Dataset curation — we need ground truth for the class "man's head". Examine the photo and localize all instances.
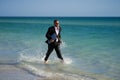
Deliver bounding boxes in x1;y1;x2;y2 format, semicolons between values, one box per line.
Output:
54;20;59;27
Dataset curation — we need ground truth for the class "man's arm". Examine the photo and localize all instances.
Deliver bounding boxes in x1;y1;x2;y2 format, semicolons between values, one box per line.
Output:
46;27;55;43
46;27;52;40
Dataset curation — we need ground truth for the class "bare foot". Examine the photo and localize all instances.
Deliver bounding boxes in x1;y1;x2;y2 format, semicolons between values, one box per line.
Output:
60;60;64;63
44;60;48;64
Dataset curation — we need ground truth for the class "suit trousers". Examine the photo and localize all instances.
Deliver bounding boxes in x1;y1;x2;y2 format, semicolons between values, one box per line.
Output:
44;42;63;61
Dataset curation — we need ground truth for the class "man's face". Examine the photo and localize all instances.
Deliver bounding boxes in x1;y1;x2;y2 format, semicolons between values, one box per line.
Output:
54;21;59;27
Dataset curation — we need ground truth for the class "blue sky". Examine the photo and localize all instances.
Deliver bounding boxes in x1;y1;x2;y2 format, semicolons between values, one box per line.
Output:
0;0;120;17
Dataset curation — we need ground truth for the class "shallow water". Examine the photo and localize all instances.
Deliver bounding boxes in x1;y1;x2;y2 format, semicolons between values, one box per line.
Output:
0;17;120;80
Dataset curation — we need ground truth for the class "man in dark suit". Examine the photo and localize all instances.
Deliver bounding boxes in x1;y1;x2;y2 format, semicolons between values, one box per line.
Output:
44;20;64;63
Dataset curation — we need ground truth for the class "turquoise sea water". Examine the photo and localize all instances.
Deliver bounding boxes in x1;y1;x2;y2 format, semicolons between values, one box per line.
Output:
0;17;120;80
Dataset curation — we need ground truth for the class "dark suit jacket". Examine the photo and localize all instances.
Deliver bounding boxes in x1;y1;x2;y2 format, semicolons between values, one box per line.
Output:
45;26;62;44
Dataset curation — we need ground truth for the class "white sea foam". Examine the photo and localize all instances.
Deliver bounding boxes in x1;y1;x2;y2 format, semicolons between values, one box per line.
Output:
64;57;73;64
18;62;96;80
18;48;96;80
19;50;73;65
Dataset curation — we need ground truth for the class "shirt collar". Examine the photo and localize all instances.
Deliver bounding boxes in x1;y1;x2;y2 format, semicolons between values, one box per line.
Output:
55;26;59;30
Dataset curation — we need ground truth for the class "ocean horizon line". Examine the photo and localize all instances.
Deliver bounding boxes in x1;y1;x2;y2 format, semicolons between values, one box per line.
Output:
0;16;120;18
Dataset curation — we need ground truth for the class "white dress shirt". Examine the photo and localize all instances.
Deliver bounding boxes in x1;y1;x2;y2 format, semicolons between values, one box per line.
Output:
55;26;59;42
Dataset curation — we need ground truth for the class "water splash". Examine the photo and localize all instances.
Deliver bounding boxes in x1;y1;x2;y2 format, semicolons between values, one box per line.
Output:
61;40;67;49
64;57;73;64
18;42;46;63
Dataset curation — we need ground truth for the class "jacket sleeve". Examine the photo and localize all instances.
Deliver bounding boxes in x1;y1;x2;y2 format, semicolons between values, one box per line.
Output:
46;27;52;40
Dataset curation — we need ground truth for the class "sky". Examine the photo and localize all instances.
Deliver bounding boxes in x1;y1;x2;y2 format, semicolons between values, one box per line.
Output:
0;0;120;17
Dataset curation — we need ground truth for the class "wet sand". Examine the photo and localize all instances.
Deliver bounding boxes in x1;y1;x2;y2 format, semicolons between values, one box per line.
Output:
0;64;47;80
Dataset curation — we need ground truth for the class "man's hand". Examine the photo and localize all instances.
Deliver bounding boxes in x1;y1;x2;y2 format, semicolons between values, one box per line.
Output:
50;39;54;43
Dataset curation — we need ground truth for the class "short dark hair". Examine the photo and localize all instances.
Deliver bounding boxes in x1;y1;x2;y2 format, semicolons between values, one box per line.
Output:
54;19;59;23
